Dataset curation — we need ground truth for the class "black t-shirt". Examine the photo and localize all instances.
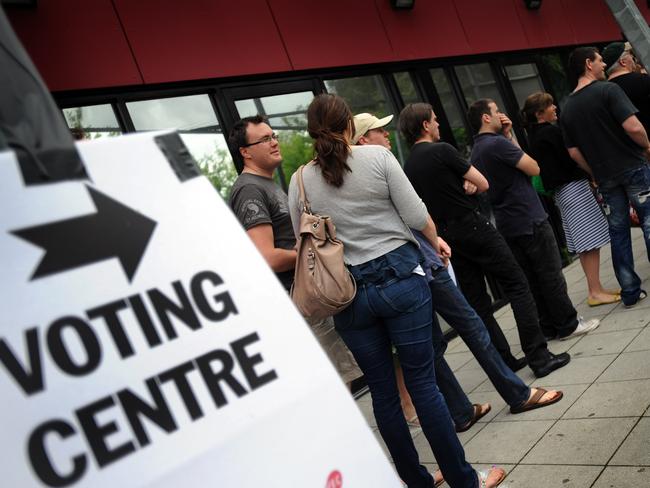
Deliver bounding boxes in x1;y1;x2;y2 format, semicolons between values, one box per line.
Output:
561;80;646;183
403;142;475;221
528;122;589;192
609;72;650;134
470;132;547;238
229;172;295;290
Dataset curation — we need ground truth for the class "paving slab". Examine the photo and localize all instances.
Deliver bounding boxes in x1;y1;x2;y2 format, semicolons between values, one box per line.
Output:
598;350;650;382
592;308;650;334
623;326;650;352
462;420;554;464
446;337;469;354
521;417;636;465
609;417;650;466
444;351;474;372
496;314;517;331
547;335;583;355
502;327;521;346
530;354;617;386
453;367;489;393
410;422;488;464
592;466;650;488
503;464;602;487
575;298;621;316
563;379;650;419
566;329;640;357
493;383;589;422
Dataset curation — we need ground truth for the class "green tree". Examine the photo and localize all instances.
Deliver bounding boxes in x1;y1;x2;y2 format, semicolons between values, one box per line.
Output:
278;129;313;183
197;146;238;199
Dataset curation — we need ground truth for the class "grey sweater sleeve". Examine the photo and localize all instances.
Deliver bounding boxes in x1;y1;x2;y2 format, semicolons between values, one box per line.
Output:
382;149;429;230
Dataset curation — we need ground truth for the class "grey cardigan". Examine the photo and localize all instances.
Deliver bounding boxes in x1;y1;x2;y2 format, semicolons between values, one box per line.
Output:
288;145;428;266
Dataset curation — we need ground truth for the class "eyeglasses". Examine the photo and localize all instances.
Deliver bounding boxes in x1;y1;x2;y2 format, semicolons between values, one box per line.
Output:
242;133;279;147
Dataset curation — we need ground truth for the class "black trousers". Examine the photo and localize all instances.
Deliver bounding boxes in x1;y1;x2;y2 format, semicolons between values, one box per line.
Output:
505;219;578;338
439;211;549;365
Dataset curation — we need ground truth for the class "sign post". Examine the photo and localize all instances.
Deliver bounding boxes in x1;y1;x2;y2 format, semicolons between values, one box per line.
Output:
0;132;401;487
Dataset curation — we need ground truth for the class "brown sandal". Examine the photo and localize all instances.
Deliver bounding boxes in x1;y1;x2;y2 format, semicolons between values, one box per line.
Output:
510;387;563;414
455;403;491;432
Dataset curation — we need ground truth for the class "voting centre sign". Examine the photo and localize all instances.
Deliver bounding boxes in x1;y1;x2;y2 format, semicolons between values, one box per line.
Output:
0;132;401;487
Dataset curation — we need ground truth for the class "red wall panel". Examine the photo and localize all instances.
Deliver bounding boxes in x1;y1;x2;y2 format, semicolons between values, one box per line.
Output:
375;0;472;60
268;0;396;70
454;0;529;54
8;0;629;93
560;0;621;44
513;0;575;48
112;0;292;83
6;0;142;91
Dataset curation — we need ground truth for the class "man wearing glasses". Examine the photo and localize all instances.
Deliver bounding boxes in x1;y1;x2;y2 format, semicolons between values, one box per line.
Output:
228;115;296;291
603;41;650;134
228;116;362;385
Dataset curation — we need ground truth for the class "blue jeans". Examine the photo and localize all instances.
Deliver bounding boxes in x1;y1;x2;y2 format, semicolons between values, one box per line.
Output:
429;267;530;427
335;247;476;488
599;165;650;305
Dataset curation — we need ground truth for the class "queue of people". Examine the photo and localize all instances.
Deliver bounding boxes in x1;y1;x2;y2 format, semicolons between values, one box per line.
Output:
225;45;650;488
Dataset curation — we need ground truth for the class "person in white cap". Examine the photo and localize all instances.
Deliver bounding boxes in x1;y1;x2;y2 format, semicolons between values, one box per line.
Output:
353;112;565;437
351;112;394;146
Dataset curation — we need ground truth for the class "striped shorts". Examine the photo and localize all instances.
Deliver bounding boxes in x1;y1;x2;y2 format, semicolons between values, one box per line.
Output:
554;179;610;254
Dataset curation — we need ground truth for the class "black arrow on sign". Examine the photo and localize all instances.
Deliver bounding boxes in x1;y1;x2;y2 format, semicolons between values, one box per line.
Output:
11;185;157;282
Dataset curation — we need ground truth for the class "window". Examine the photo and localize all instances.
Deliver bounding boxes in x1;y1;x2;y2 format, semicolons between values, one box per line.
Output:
540;54;572;109
454;63;506;111
126;94;236;199
62;104;121;140
325;75;409;162
505;63;545;109
235;90;314;186
430;68;471;156
394;72;421;105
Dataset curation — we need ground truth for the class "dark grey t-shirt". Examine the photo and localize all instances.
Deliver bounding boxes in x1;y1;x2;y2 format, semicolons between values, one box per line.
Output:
229;172;295;289
561;80;646;183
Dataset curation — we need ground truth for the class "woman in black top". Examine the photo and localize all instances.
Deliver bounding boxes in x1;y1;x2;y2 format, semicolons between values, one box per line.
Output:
522;92;619;306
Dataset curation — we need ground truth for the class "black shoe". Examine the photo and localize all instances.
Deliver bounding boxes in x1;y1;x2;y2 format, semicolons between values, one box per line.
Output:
530;352;571;378
505;356;528;372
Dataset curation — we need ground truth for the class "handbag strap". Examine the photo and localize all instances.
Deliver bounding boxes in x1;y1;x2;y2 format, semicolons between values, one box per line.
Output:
297;164;312;215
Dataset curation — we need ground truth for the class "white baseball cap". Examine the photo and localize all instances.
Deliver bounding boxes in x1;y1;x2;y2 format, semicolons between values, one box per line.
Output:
352;113;394;144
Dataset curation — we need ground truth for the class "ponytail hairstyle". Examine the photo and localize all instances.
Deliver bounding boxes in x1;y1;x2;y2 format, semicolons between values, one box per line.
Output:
307;93;353;187
521;92;554;128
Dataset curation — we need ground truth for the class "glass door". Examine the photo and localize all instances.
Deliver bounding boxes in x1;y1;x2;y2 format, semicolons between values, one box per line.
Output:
221;81;320;190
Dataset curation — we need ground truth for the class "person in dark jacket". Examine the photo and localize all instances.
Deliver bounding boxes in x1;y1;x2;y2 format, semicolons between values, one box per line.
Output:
522;92;620;307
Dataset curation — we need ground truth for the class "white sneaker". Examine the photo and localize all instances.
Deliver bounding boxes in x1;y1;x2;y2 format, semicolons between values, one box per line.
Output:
560;317;600;341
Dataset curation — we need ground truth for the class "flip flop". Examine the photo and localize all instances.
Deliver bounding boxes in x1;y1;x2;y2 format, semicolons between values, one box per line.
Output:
510;387;563;414
478;466;506;487
406;416;420;428
455;403;491;432
587;295;621;307
433;470;444;487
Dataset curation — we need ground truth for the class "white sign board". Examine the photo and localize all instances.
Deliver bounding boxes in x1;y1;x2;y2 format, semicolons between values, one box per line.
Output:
0;132;400;488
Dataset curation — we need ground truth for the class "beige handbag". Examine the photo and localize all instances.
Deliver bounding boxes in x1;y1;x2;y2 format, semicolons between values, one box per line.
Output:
290;164;356;319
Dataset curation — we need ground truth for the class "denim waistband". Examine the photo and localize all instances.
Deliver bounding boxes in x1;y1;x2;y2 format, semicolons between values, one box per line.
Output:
349;243;424;285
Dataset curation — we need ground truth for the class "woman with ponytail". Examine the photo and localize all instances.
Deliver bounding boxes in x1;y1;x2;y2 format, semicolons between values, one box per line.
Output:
522;92;619;306
288;94;505;488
